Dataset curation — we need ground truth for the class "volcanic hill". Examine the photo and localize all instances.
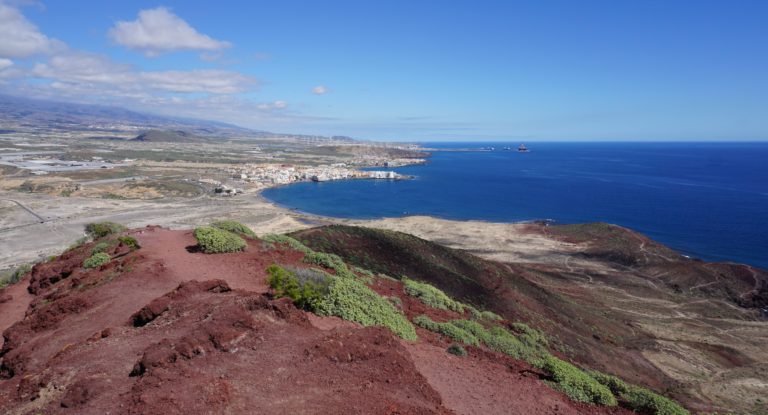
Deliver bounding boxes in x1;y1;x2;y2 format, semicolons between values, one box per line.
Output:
0;221;765;414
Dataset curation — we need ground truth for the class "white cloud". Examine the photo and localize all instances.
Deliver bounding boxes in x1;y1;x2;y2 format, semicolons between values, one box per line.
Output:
31;51;257;94
312;85;328;95
0;5;311;130
141;70;255;94
257;100;288;110
0;3;62;58
108;7;231;56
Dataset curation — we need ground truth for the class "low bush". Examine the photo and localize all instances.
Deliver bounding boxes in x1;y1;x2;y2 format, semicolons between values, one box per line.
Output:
262;234;313;254
487;326;550;367
83;252;111;269
447;344;467;356
267;265;330;310
0;263;32;288
403;277;466;313
387;296;403;308
622;387;688;415
267;264;417;340
588;371;689;415
263;234;372;280
445;319;550;367
85;222;126;239
541;355;617;406
211;220;257;238
304;251;345;271
511;322;549;348
118;236;140;250
92;241;111;254
193;226;246;254
315;274;417;340
413;315;480;346
480;310;504;321
303;251;360;279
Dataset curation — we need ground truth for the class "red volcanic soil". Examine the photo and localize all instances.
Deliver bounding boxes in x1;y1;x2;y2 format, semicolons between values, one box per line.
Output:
404;342;627;415
0;226;632;414
0;280;32;349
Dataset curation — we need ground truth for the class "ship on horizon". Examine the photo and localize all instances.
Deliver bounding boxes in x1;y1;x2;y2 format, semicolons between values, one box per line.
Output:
517;144;530;152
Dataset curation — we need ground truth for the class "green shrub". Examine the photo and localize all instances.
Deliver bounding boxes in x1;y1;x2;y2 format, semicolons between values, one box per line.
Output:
304;251;345;270
446;319;550;367
262;234;313;254
193;226;246;254
413;315;479;346
211;220;257;238
447;318;487;337
118;236;140;250
262;234;366;280
589;371;689;415
85;222;126;239
447;344;467;356
622;387;688;415
467;305;504;321
482;326;539;363
92;241;111;254
0;263;32;288
479;310;504;321
511;322;549;348
403;277;466;313
303;251;359;279
83;252;111;269
267;265;330;310
542;355;617;406
315;275;417;340
353;266;375;278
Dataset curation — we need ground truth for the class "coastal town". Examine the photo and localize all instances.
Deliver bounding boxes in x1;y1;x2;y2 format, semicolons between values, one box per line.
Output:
210;157;425;195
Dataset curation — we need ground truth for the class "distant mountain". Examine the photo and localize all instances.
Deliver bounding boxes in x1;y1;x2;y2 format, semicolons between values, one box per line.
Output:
0;94;259;139
0;94;363;142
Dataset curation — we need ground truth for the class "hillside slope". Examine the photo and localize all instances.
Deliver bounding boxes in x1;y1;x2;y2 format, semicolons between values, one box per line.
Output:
291;224;768;414
0;225;644;415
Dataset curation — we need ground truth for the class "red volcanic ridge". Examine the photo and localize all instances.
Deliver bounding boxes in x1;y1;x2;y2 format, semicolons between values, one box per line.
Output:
0;223;705;414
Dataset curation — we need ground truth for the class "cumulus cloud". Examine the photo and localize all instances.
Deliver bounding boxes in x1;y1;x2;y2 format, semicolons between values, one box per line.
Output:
0;3;62;58
32;51;256;94
312;85;328;95
108;7;231;56
0;58;13;70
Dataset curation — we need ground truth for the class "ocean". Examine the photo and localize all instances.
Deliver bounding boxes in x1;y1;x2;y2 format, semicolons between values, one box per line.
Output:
262;142;768;269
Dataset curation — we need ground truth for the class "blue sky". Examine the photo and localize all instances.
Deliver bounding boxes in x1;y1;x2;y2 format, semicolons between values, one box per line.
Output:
0;1;766;141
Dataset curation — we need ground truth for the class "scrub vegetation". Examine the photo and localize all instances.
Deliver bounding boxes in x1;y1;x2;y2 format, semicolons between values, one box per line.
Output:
85;222;127;239
193;226;247;253
83;252;111;269
211;220;258;239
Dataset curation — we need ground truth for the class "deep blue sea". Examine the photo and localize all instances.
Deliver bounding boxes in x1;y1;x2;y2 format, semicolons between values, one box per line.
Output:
263;142;768;269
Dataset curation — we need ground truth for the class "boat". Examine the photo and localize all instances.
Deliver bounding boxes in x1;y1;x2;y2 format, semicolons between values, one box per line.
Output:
517;144;529;152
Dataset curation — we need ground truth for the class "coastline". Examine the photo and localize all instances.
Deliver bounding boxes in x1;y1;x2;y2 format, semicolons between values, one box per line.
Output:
2;143;764;272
